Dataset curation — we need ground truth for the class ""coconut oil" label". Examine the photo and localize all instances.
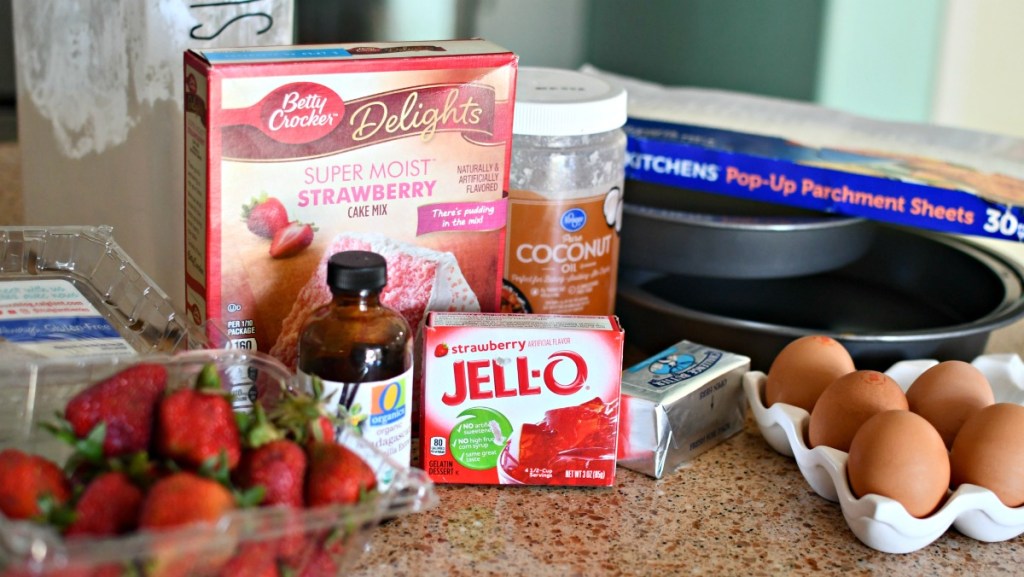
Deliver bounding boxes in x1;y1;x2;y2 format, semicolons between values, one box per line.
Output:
505;187;622;316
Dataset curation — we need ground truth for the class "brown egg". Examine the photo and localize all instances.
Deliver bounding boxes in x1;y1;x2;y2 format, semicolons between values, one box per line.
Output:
906;360;995;449
808;370;908;452
765;335;855;413
848;410;950;518
950;403;1024;508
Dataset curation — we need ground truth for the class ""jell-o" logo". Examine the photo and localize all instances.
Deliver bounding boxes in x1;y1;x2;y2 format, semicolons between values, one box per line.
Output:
442;351;588;405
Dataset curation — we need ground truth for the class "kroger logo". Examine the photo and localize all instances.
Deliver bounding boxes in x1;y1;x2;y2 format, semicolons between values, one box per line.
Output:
560;208;587;232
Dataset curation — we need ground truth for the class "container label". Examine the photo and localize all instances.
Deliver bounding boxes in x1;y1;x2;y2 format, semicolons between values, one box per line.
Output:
624;117;1024;242
505;189;623;315
314;367;414;467
0;279;135;358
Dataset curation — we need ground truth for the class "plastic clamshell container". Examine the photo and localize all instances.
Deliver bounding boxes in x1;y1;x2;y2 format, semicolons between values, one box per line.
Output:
0;349;437;576
0;225;206;359
744;354;1024;554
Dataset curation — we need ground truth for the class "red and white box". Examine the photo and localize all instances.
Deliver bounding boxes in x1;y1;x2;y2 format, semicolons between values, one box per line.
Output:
183;41;517;368
421;312;625;486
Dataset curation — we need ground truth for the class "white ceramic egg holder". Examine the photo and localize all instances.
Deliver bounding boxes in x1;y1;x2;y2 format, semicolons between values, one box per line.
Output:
743;353;1024;554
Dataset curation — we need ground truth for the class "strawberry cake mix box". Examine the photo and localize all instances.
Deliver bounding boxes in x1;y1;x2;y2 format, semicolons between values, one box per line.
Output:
183;41;517;368
421;312;624;486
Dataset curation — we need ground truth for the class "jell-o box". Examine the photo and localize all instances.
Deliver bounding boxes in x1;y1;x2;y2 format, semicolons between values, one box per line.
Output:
420;312;625;486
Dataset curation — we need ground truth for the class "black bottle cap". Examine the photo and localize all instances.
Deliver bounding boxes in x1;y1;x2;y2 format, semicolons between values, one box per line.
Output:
326;250;387;292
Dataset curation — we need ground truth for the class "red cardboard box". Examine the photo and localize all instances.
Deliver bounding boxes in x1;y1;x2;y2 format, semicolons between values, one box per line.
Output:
421;312;624;486
184;40;518;368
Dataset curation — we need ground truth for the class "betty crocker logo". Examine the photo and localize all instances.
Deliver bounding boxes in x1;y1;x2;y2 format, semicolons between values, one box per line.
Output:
260;82;343;144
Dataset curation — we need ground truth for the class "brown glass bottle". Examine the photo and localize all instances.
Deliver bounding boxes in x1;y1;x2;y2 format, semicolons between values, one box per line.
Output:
297;250;414;466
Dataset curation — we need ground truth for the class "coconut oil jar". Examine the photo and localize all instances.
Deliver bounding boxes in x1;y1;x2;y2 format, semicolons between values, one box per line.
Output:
504;67;628;315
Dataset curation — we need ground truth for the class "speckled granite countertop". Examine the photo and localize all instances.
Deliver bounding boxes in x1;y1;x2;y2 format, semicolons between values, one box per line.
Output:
3;140;1024;576
345;323;1024;577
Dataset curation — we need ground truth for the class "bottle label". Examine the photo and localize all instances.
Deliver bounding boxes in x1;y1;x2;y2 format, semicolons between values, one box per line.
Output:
505;187;623;315
316;367;414;467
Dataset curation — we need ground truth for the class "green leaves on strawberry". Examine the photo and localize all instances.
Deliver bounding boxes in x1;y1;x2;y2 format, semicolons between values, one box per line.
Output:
268;377;339;446
155;366;242;472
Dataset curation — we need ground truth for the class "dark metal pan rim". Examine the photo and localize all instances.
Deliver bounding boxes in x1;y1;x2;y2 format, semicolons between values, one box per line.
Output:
622;201;870;232
618;278;1024;345
618;229;1024;343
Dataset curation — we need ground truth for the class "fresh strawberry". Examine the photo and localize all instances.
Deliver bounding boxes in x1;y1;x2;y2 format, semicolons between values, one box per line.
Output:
296;548;339;577
63;363;168;457
242;194;289;238
138;471;235;529
273;507;319;568
235;440;307;508
217;542;280;577
305;441;377;507
155;364;242;471
234;404;308;508
269;221;315;259
65;471;143;537
0;449;71;521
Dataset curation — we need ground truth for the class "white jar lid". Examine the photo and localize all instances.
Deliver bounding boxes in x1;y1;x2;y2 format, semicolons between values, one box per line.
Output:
513;66;628;137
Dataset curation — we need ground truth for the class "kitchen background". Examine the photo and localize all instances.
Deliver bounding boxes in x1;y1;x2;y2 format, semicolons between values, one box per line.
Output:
1;0;1022;249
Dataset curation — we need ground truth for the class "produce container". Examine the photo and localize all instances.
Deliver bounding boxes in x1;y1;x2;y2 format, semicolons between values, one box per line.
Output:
0;349;436;576
0;225;205;359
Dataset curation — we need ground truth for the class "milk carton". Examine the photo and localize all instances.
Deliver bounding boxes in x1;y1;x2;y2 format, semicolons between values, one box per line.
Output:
183;41;517;370
421;312;624;486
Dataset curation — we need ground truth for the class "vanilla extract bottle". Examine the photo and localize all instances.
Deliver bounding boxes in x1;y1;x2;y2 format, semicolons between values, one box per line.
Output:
297;250;414;467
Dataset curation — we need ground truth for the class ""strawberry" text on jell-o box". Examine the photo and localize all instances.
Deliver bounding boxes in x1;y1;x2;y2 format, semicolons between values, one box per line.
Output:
421;312;624;486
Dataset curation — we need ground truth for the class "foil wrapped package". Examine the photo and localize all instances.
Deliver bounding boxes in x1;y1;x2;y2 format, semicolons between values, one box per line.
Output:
618;340;750;478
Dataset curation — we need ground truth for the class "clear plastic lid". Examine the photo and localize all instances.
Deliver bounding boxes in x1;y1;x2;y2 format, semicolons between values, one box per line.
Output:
513;67;628;137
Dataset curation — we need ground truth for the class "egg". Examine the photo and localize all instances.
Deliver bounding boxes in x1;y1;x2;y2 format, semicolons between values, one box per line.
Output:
808;369;908;452
847;410;950;518
765;335;855;413
906;360;995;449
950;402;1024;508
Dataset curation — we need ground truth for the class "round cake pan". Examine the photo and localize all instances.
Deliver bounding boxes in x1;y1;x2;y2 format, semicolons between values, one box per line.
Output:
616;225;1024;371
620;181;878;279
